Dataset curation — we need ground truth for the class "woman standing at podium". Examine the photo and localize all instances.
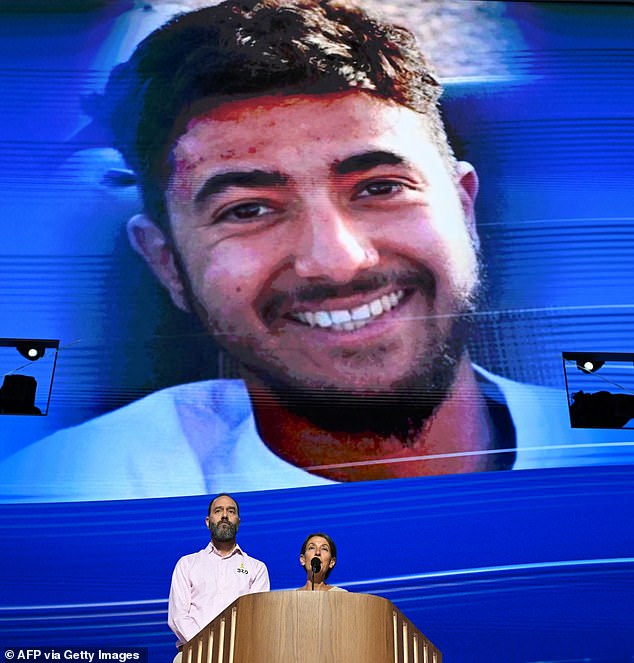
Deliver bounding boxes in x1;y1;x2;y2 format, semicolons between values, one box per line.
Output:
297;533;348;592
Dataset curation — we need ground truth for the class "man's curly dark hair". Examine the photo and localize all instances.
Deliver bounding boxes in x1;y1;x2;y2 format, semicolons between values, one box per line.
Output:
87;0;452;230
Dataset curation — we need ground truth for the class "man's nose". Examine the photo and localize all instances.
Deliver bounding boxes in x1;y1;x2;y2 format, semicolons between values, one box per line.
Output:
294;205;379;282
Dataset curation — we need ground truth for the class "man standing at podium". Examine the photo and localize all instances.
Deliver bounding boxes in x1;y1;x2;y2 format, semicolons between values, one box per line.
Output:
168;494;270;660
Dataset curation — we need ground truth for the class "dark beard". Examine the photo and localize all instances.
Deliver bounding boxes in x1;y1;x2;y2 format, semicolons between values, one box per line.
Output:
209;520;237;542
248;317;472;444
170;239;480;443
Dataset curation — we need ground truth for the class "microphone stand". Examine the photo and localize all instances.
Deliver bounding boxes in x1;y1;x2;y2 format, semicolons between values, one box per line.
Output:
310;558;321;591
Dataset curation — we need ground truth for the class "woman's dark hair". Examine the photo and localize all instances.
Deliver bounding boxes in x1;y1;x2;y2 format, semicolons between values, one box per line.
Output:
301;532;337;579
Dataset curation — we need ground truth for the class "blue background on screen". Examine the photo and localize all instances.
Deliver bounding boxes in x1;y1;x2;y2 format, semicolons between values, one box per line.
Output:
0;1;633;661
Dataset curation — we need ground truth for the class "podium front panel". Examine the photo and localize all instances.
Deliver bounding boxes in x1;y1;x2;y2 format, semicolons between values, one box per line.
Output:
182;591;441;663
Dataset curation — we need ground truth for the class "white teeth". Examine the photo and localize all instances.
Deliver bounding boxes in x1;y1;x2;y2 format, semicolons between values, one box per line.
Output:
330;309;352;324
351;303;371;321
291;290;405;332
369;299;383;316
314;311;332;328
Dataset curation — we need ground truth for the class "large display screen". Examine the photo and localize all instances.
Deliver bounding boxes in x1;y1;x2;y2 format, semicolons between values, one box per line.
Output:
1;0;632;503
1;3;633;662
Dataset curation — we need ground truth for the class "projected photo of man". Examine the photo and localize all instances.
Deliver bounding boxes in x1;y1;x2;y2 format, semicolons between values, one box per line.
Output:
1;0;631;501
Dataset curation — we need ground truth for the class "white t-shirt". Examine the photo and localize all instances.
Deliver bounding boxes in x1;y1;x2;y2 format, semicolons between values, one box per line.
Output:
1;366;632;502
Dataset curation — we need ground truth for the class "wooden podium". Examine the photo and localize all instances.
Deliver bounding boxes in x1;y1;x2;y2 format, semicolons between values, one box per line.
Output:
181;590;441;663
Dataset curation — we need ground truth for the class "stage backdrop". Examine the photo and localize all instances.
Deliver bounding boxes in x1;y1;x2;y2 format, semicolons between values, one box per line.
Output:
0;2;633;662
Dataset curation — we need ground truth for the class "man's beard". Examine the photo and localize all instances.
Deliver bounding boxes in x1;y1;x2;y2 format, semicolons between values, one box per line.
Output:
173;245;480;443
209;520;237;542
247;311;474;443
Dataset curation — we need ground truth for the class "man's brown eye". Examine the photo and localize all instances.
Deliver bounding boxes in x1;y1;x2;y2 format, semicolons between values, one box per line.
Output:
356;180;403;199
219;202;272;223
368;182;399;195
235;203;264;218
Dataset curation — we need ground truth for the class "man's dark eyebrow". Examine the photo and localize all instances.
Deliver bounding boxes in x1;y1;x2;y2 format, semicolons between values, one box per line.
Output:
333;150;406;176
194;170;288;206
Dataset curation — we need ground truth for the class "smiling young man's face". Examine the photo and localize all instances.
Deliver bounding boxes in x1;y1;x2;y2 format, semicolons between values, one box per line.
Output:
132;91;479;400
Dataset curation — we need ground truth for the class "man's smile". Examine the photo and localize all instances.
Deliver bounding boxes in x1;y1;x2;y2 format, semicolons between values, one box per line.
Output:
261;265;437;335
289;289;405;331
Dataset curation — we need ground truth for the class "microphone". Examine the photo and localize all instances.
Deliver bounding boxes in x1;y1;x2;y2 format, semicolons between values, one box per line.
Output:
310;557;321;590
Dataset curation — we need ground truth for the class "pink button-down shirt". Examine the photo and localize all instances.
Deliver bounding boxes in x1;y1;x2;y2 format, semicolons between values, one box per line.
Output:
168;542;270;646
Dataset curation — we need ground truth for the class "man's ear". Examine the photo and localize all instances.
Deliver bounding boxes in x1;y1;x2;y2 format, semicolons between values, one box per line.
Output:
127;213;191;312
455;161;479;233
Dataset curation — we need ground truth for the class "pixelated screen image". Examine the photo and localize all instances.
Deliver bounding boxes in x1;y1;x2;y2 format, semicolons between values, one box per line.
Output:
1;3;633;662
0;0;632;503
